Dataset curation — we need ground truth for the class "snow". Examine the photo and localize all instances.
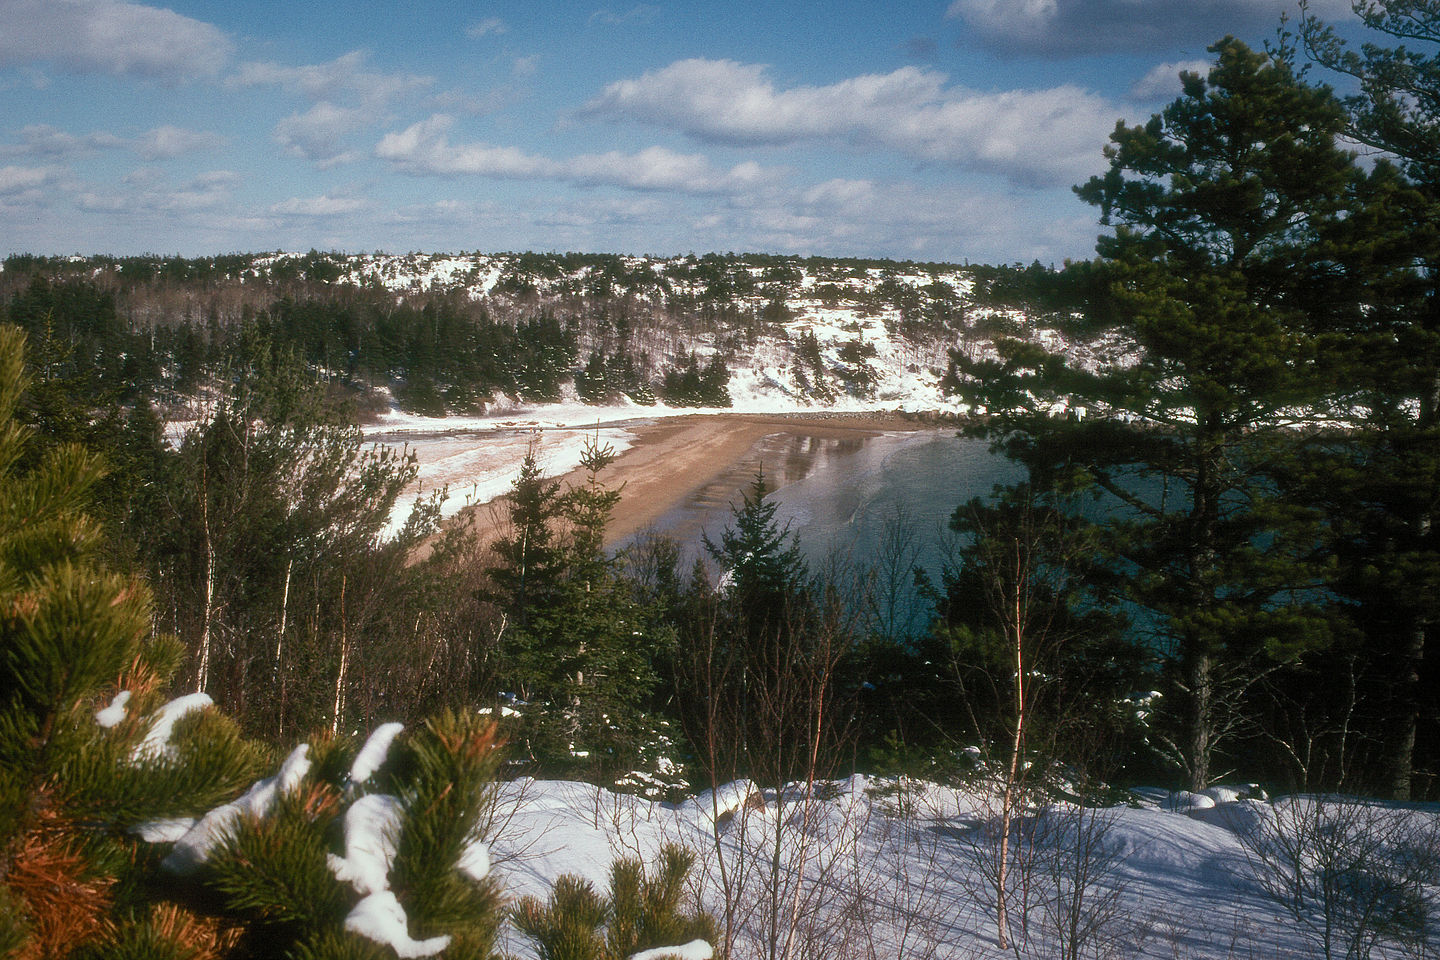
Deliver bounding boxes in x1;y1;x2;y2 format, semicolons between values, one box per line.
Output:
350;721;404;784
369;417;636;536
688;779;760;833
628;940;713;960
95;689;130;728
131;817;196;843
328;794;404;895
475;774;1440;960
457;836;491;882
344;890;452;958
161;744;312;873
118;708;1440;958
1161;790;1216;813
133;692;213;760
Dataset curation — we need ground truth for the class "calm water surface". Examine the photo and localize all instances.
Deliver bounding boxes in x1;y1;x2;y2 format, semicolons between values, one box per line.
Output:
622;428;1025;590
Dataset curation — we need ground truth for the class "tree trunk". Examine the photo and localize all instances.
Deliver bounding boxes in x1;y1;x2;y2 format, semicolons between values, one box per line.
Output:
1384;623;1421;801
996;538;1028;950
274;556;293;739
197;459;215;695
1186;649;1213;792
1184;435;1223;792
332;575;348;734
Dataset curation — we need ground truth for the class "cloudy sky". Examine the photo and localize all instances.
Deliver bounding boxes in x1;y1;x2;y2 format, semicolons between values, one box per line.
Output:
0;0;1361;264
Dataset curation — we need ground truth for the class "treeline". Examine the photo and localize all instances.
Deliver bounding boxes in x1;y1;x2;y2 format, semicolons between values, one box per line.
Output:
0;272;740;416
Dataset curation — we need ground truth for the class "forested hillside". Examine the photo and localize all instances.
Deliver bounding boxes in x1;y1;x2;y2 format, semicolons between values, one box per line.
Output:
0;248;1113;419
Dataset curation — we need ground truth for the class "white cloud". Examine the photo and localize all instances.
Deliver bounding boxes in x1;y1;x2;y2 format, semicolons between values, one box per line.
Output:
271;192;370;217
944;0;1355;56
1130;59;1214;101
582;58;1116;186
801;178;878;208
137;125;224;160
375;114;776;194
465;17;507;38
157;170;236;210
76;167;236;213
428;86;512;115
376;116;550;177
1;124;124;157
2;123;220;162
231;51;432;109
0;164;53;193
729;178;1096;263
0;0;231;80
512;55;540;78
188;170;239;189
2;123;220;160
273;103;369;166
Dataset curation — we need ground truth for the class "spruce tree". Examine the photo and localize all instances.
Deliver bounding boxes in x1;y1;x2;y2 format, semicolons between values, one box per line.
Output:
685;472;852;788
487;440;667;781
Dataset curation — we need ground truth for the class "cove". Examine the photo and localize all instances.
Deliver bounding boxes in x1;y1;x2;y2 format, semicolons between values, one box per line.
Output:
620;428;1026;609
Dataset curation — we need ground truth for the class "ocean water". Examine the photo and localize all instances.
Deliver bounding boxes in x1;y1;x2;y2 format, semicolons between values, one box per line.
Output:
621;429;1025;630
766;430;1024;569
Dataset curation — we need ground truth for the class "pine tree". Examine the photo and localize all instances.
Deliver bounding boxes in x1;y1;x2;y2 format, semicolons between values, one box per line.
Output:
948;39;1387;789
512;844;720;960
0;324;264;958
1301;0;1440;798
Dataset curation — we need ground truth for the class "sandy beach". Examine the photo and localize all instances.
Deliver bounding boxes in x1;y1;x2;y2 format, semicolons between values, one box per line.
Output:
442;411;929;554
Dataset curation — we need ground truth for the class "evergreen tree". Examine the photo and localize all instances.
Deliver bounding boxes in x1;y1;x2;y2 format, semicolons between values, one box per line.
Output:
948;39;1386;789
683;473;852;787
487;441;668;780
512;844;721;960
702;472;806;634
658;352;731;408
0;324;263;957
1301;0;1440;798
488;444;567;643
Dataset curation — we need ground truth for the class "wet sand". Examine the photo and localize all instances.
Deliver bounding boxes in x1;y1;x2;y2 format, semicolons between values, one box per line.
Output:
445;412;927;553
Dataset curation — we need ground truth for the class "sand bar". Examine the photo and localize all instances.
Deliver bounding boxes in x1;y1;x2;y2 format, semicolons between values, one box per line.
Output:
442;411;931;554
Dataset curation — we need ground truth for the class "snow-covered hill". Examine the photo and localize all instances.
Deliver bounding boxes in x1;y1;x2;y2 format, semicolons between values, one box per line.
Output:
239;250;1132;416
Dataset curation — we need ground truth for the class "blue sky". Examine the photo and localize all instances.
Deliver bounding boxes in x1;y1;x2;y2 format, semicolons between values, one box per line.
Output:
0;0;1361;264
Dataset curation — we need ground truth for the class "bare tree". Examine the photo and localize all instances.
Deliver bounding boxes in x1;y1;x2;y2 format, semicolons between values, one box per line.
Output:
1241;794;1440;960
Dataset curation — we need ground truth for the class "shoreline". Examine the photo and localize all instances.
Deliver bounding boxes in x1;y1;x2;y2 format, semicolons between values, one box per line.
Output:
437;410;935;555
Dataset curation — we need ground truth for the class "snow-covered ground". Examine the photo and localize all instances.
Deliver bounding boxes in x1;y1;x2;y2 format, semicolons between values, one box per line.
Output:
110;650;1440;960
140;690;1439;960
486;776;1439;960
367;404;642;535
